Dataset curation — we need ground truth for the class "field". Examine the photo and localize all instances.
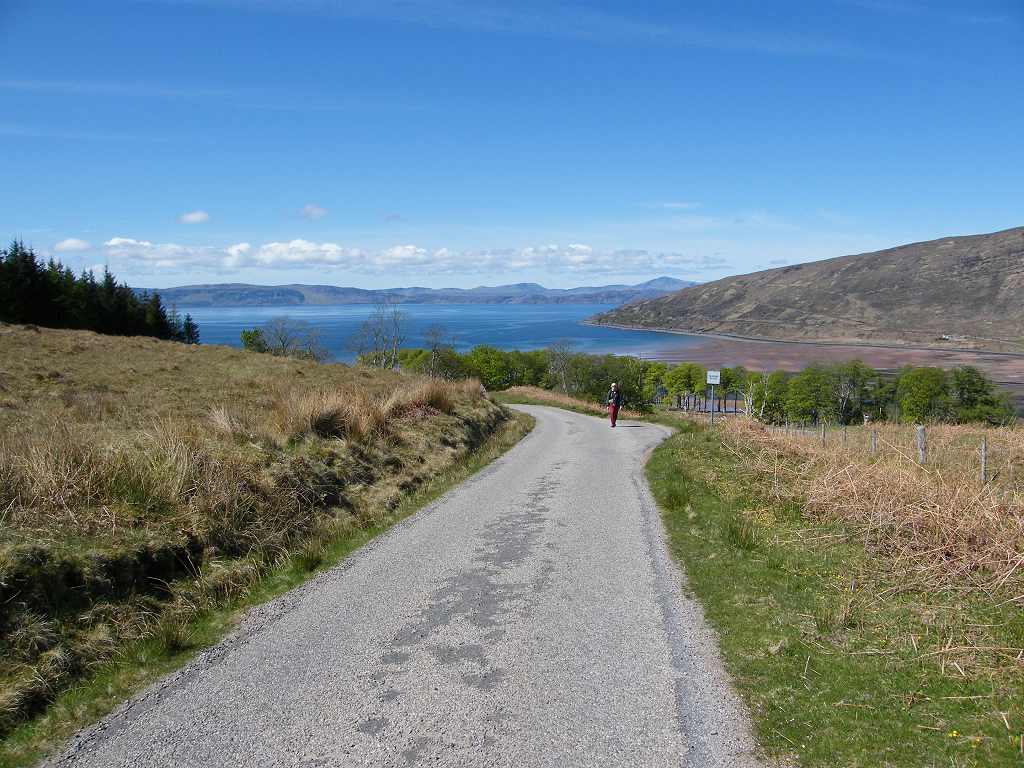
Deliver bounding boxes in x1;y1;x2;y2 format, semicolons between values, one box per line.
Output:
0;323;513;755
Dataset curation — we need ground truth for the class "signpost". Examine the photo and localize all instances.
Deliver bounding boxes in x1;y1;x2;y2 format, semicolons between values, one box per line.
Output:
706;370;720;425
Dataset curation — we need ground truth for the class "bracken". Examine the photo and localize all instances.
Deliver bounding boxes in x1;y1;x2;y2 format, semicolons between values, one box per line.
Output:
718;418;1024;591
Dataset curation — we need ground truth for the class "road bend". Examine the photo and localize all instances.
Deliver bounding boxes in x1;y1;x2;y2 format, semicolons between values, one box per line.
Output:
53;405;761;768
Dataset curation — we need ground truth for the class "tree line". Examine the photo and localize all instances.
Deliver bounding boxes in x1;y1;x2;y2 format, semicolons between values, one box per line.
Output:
0;240;198;342
387;342;1016;425
235;308;1016;426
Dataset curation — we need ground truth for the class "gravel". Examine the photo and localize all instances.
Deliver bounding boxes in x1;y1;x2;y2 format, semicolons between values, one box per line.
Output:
51;405;763;768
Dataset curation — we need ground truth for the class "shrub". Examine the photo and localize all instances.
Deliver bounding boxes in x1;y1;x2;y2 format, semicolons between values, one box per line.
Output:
897;367;951;423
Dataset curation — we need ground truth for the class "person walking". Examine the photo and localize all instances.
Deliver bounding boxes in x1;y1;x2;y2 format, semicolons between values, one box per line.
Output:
607;382;623;428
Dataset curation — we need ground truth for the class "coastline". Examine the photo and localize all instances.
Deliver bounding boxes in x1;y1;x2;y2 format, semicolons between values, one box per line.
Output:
582;320;1024;359
583;321;1024;407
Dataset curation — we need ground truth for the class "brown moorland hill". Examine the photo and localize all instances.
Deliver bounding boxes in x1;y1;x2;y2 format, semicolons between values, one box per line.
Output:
593;226;1024;352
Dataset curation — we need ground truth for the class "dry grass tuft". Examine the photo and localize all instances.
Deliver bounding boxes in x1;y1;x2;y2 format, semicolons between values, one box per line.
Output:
154;606;199;654
270;388;391;443
383;376;478;417
7;613;59;661
718;418;1024;591
207;406;237;436
271;376;483;444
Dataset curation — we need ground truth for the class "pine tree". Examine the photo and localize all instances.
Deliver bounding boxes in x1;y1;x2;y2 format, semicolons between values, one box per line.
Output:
182;314;200;344
0;238;199;343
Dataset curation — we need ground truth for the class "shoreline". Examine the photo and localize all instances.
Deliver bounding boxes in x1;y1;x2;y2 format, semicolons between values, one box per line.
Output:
583;321;1024;396
582;320;1024;359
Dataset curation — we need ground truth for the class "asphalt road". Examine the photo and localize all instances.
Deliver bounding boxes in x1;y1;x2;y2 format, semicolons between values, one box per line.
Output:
53;405;762;768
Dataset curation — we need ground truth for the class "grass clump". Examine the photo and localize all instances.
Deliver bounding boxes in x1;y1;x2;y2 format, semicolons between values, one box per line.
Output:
154;610;196;656
722;514;757;551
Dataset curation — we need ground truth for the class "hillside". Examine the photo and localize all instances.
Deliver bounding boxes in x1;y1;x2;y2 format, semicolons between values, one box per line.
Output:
592;226;1024;352
144;277;695;307
0;324;516;743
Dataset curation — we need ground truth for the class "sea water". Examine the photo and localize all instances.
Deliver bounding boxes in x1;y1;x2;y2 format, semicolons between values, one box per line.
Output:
179;303;702;362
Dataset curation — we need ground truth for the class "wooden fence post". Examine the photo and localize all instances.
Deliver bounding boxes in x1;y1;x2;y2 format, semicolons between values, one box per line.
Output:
842;426;848;446
980;436;988;486
820;422;826;445
870;430;877;456
915;425;926;465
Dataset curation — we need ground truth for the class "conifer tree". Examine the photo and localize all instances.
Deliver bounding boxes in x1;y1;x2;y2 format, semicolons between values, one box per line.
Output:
182;314;200;344
0;238;198;342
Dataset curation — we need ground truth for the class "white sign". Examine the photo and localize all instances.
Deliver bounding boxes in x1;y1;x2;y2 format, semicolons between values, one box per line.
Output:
706;370;721;385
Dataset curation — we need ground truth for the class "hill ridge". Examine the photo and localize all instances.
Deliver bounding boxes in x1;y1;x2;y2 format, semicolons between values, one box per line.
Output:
592;226;1024;352
139;277;696;308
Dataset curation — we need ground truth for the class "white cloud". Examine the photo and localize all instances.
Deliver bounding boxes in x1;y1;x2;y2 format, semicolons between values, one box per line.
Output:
177;210;210;224
100;236;729;276
104;237;225;269
250;240;363;267
223;242;251;268
54;237;91;252
301;203;328;220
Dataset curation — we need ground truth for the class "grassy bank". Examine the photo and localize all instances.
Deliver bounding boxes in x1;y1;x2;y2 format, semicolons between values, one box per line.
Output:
648;422;1024;767
0;324;531;765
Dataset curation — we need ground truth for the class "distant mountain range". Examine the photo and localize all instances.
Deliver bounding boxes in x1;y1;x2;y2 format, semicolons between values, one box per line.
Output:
143;277;696;307
591;226;1024;352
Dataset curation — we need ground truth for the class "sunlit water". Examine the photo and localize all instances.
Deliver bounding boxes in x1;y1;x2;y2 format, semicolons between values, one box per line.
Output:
180;304;702;362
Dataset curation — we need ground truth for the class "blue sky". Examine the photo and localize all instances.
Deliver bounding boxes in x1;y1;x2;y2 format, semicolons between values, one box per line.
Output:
1;0;1021;289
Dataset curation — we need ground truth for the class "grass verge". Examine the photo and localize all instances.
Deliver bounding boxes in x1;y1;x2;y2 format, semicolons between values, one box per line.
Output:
0;409;533;768
647;422;1024;767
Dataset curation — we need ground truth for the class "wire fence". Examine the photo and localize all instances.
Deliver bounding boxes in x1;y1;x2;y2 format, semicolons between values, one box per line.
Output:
766;421;1023;495
664;392;746;414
